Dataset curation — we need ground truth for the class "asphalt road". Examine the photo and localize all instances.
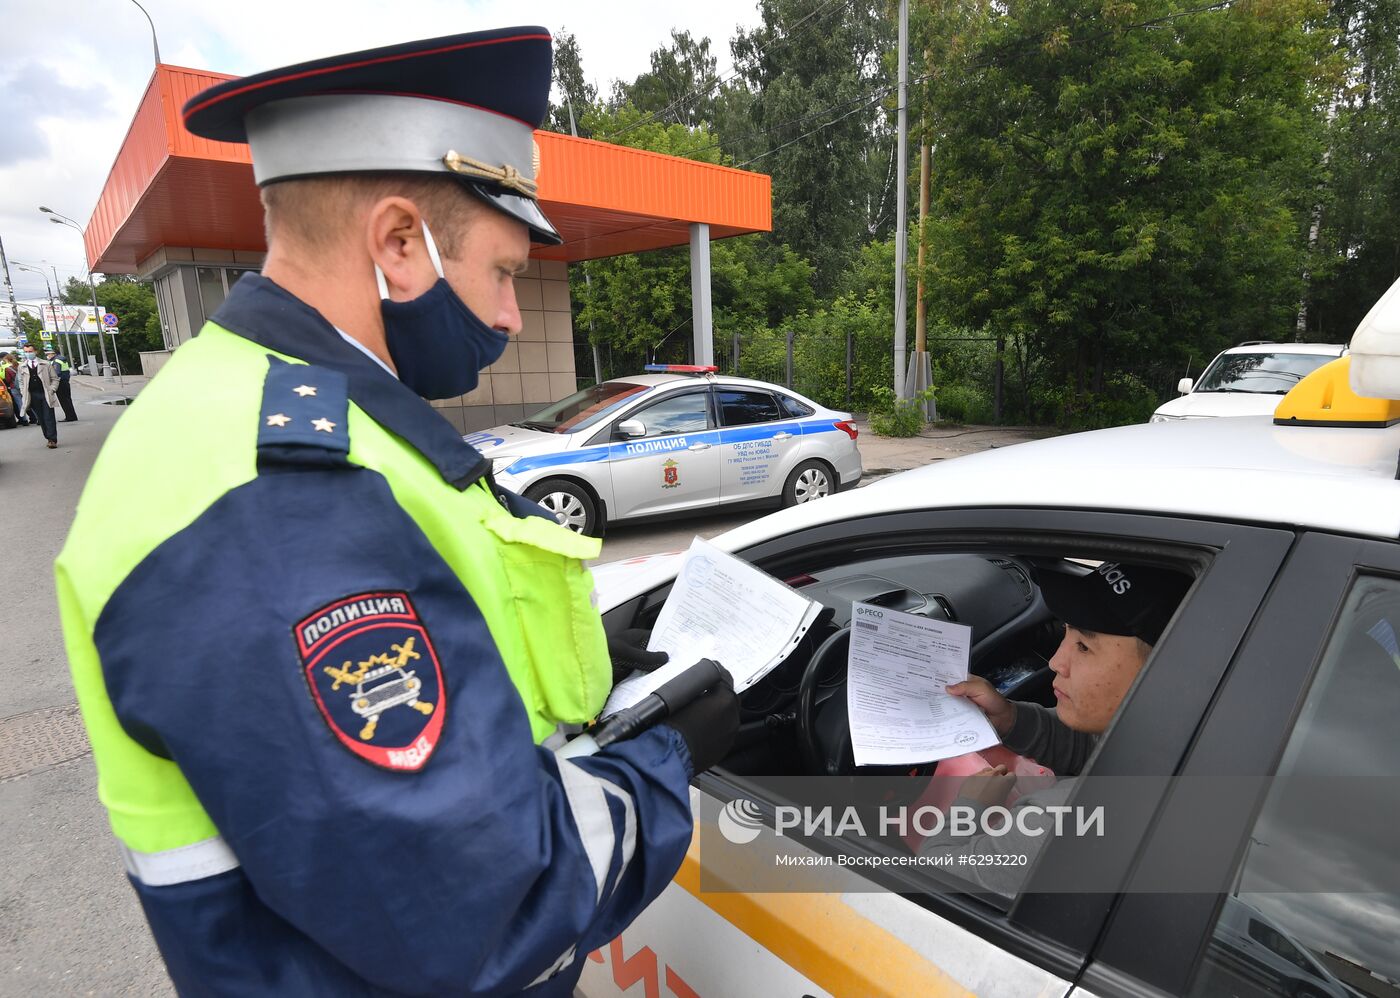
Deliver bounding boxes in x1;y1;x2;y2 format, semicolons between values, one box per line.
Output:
0;382;173;996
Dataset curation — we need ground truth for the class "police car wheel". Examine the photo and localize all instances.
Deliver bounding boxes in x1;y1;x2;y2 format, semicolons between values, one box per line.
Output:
783;460;833;507
525;479;600;536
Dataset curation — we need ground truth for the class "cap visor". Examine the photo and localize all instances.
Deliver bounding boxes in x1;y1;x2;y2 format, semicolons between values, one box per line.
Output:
1034;566;1133;637
461;181;562;246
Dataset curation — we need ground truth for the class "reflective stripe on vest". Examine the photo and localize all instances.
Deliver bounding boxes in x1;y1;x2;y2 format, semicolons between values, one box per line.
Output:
57;321;611;859
121;835;240;887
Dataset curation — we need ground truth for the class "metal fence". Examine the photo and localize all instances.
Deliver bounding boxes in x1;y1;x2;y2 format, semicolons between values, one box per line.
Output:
571;330;1187;425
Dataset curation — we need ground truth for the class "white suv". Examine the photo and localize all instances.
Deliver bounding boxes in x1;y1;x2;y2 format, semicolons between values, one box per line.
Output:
1150;341;1346;422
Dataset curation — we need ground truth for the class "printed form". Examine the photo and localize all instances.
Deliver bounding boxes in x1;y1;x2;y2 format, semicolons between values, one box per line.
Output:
602;537;821;716
846;601;999;766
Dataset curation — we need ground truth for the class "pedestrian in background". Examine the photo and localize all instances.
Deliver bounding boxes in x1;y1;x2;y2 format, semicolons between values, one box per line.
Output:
2;352;28;426
46;348;77;422
19;343;58;448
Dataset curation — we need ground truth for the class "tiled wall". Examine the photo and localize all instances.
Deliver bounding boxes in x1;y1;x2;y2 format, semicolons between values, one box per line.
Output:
431;258;577;433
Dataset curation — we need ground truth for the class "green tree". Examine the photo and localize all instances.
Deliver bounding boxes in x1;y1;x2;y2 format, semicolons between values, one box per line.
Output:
729;0;896;294
547;29;598;137
1307;0;1400;340
17;311;45;341
918;0;1336;420
613;30;721;129
62;274;163;374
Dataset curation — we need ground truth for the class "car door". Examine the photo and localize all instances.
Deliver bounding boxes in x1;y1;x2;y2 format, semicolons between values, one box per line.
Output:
715;387;804;504
605;388;721;520
1079;531;1400;998
585;507;1294;997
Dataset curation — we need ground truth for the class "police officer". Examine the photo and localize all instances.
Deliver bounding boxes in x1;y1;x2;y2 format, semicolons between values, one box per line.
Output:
56;28;738;996
46;347;77;421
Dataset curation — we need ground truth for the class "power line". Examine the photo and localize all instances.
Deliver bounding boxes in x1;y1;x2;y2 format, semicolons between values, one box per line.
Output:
734;96;888;167
601;0;852;140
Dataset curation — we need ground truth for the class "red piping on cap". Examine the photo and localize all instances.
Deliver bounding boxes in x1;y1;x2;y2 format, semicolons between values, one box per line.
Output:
183;32;551;123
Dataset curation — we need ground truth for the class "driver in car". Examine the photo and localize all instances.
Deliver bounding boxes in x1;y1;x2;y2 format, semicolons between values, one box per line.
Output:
918;561;1191;891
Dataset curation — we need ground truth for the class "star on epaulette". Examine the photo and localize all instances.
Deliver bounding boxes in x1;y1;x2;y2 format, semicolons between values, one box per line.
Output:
258;358;349;466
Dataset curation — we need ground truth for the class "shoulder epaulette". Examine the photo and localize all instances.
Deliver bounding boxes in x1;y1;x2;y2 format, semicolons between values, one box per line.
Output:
257;357;351;468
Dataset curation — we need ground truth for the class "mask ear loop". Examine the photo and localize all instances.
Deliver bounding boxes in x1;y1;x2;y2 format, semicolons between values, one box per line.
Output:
374;218;446;300
420;220;446;279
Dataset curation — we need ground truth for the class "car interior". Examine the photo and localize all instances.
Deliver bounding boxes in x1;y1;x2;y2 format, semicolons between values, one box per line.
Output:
606;542;1194;781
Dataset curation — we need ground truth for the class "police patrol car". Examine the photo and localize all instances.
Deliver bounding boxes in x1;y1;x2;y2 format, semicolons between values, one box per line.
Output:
580;278;1400;997
464;366;862;535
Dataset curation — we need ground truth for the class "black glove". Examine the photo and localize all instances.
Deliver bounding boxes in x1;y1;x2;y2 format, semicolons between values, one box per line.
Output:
665;678;739;775
607;628;669;685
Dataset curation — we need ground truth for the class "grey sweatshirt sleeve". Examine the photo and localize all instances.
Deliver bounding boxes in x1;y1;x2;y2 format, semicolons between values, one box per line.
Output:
1002;702;1097;777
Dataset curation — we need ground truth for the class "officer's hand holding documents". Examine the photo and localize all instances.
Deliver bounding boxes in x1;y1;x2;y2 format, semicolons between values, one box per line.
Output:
846;601;999;766
603;538;821;716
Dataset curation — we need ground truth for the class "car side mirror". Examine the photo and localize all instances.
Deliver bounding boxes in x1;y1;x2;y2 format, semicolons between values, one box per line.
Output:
1177;378;1194;394
616;419;645;439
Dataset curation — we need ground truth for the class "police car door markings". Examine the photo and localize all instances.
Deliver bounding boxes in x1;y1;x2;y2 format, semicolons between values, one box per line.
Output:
295;591;446;772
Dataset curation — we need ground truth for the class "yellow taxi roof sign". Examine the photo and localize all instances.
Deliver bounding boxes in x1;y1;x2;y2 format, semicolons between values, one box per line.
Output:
1274;355;1400;427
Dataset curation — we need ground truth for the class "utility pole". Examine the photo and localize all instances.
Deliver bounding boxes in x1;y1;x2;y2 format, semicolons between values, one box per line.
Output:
566;93;603;385
40;207;111;374
53;264;83;364
893;0;909;400
907;106;935;421
13;263;63;358
0;235;23;336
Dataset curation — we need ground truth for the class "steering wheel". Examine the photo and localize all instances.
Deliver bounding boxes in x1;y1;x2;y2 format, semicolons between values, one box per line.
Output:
796;627;852;774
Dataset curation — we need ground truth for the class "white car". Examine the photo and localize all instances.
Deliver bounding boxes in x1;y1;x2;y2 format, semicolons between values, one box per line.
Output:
578;279;1400;997
465;366;862;535
1150;341;1346;422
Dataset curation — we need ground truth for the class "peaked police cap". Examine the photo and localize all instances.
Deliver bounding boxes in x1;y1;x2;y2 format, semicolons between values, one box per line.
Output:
181;27;561;244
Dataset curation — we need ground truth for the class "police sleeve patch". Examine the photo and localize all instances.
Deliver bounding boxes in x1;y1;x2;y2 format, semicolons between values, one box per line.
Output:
295;592;446;771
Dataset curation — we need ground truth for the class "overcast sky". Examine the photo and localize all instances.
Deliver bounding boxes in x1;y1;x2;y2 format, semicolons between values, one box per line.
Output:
0;0;759;302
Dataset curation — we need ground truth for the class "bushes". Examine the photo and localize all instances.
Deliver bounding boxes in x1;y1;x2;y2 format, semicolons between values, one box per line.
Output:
869;386;935;437
934;383;994;424
1034;373;1160;430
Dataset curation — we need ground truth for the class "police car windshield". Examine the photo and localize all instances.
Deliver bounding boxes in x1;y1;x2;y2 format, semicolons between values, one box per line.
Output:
1195;352;1336;395
518;382;650;434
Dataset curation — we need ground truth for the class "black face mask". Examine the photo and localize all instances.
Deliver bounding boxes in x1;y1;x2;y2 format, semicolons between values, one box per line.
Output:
376;221;509;400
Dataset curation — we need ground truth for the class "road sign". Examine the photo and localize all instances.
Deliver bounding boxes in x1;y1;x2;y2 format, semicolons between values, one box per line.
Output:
102;312;119;329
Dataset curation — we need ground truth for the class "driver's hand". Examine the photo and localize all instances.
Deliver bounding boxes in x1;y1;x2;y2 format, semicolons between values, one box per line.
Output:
960;764;1016;807
946;676;1017;735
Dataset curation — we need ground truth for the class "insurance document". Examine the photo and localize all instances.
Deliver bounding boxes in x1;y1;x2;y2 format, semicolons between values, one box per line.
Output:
602;537;821;716
846;601;999;766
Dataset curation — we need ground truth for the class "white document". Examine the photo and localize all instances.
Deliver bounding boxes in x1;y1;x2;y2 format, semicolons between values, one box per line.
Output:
846;601;999;767
602;537;821;716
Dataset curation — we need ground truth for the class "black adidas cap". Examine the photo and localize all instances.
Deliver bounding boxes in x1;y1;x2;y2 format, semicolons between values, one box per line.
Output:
1036;562;1191;645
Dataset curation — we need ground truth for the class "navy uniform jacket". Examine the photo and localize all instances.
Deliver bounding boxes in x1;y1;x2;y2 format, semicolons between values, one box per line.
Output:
62;275;696;996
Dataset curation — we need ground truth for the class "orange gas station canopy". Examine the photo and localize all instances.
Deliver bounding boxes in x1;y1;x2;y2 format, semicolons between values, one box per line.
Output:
85;65;771;273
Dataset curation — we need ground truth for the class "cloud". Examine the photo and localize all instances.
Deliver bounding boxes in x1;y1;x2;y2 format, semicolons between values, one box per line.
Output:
0;0;760;275
0;62;112;167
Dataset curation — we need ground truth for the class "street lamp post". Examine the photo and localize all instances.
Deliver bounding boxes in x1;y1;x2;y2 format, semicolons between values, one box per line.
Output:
50;263;86;365
129;0;161;64
12;262;68;359
39;207;113;378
